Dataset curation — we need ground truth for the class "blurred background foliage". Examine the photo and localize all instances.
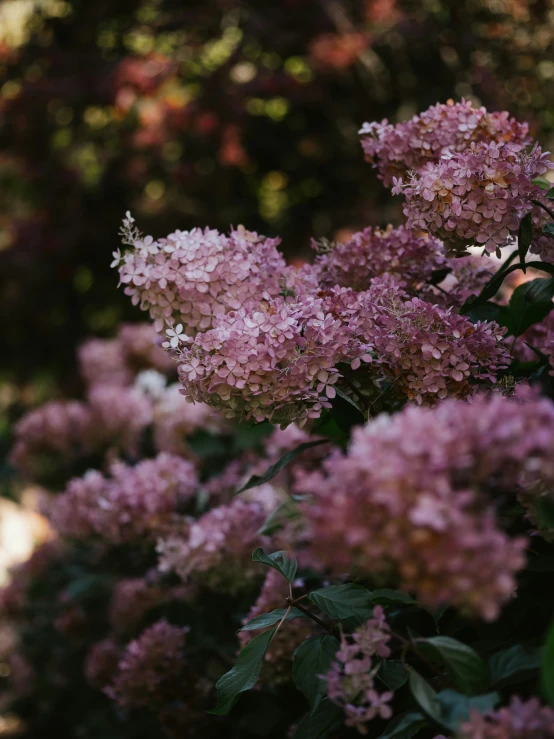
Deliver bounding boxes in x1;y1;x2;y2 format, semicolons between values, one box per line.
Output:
1;0;554;404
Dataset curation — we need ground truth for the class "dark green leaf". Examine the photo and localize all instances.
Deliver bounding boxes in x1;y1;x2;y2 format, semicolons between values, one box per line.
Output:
527;554;554;572
465;301;507;325
371;589;416;607
414;636;487;695
239;608;307;631
406;667;443;725
547;187;554;201
293;635;340;713
544;223;554;237
293;699;342;739
489;644;542;688
532;177;552;190
379;660;408;691
518;212;533;266
308;584;373;623
428;267;451;286
379;712;429;739
541;619;554;705
503;278;554;336
209;628;276;715
535;497;554;531
335;386;365;415
252;549;298;583
460;261;554;314
437;690;499;731
329;390;365;433
257;498;300;536
237;440;327;493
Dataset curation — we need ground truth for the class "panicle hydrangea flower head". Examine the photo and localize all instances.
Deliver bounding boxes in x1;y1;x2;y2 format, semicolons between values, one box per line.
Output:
399;140;552;254
117;322;175;373
152;382;228;456
78;338;132;389
460;696;554;738
238;569;319;685
109;578;166;635
50;453;197;543
360;99;530;186
528;195;554;263
326;607;393;735
116;220;288;337
107;620;189;709
176;293;373;426
85;639;122;690
87;384;153;455
313;224;448;298
369;291;509;403
9;400;93;481
296;392;554;619
157;492;278;592
441;254;498;308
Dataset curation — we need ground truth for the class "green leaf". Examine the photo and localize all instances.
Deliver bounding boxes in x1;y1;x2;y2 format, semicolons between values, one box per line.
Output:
329;389;365;433
209;628;276;715
239;608;307;631
293;635;340;713
518;211;533;266
252;548;298;583
335;386;365;415
379;660;408;691
437;690;499;731
535;497;554;531
293;699;342;739
544;223;554;238
541;619;554;705
460;261;554;314
503;278;554;336
489;644;542;688
547;187;554;201
379;712;429;739
428;267;451;286
414;636;488;695
237;440;327;493
371;589;416;607
465;301;507;325
406;667;443;725
308;584;373;623
257;498;300;536
532;177;552;190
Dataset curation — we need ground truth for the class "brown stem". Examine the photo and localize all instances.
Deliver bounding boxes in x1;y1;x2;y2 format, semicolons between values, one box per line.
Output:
287;597;334;634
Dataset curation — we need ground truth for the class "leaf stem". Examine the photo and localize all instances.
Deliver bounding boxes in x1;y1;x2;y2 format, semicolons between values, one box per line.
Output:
287;597;334;634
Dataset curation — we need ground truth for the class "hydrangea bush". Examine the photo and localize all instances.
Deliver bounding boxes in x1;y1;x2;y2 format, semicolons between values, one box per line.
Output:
4;100;554;738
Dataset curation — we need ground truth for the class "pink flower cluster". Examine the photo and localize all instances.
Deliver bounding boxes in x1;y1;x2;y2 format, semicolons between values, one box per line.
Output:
78;323;173;389
157;495;275;592
238;569;318;684
360;99;530;186
297;391;554;619
176;293;372;425
9;400;93;478
85;639;122;689
326;607;393;735
86;384;153;455
313;224;448;298
460;696;554;738
369;290;509;403
50;453;197;543
400;140;551;254
106;620;189;709
116;219;288;337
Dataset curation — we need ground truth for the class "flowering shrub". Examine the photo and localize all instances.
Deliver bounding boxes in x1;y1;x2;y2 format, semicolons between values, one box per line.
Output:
5;98;554;739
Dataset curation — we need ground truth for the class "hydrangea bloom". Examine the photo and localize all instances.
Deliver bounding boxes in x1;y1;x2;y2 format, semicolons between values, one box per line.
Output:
87;384;153;455
50;453;197;543
117;322;175;373
116;219;288;336
360;99;530;186
78;337;132;389
157;495;276;592
109;578;166;635
460;696;554;738
442;254;498;308
368;290;509;403
176;293;372;425
85;639;122;690
238;569;318;684
297;392;554;619
399;140;552;254
107;620;189;709
152;382;228;456
326;607;393;735
313;224;448;298
9;400;93;480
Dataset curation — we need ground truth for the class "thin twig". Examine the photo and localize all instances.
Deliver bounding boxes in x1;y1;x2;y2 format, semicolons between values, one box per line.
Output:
287;597;334;634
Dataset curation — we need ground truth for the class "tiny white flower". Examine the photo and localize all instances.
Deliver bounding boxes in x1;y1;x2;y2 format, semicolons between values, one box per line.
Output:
110;248;122;268
165;323;186;348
